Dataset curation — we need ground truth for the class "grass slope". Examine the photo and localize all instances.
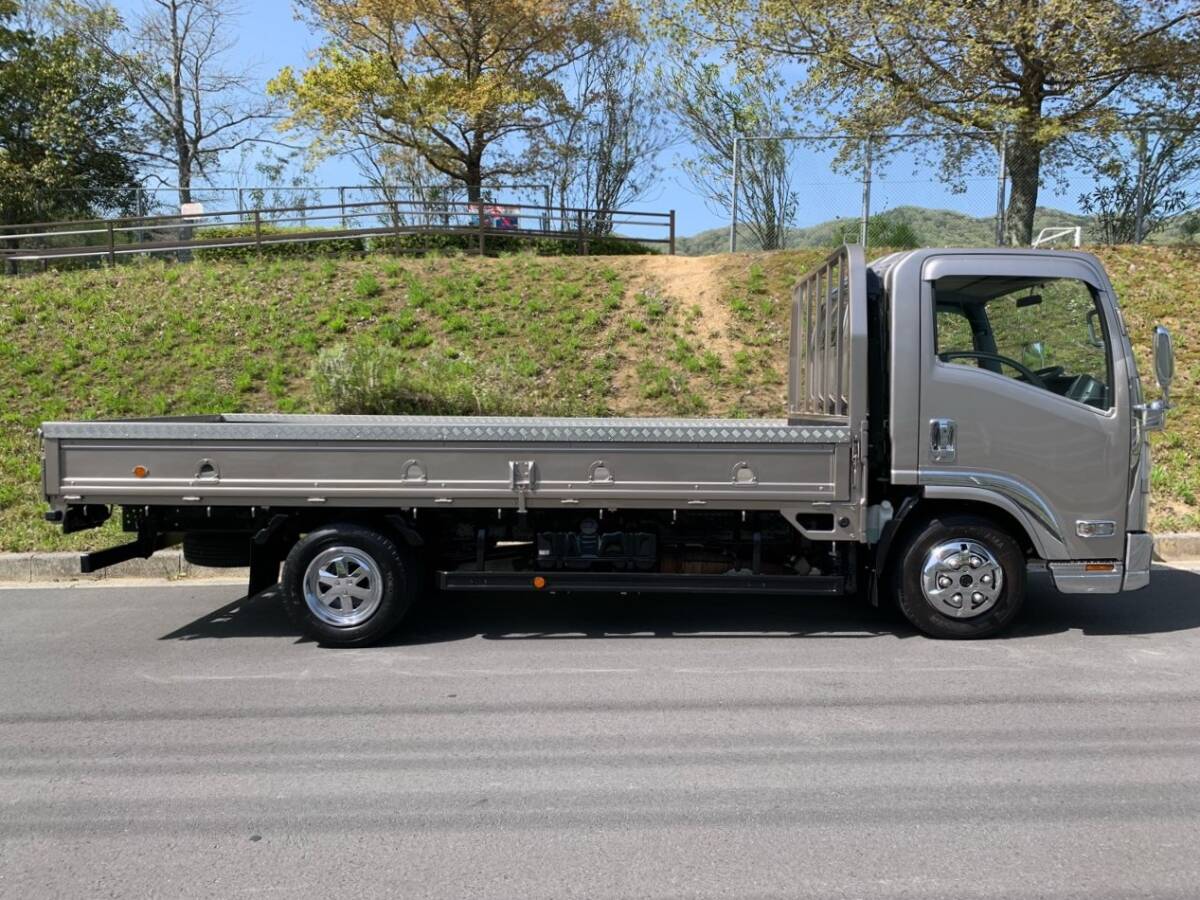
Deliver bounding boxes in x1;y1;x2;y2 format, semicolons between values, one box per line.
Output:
0;246;1195;551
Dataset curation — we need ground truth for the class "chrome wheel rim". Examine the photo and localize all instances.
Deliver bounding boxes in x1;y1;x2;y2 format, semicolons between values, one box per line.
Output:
303;546;384;627
920;539;1004;619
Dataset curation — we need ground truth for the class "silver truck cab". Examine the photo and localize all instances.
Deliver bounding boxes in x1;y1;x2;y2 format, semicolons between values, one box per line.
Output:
871;247;1172;596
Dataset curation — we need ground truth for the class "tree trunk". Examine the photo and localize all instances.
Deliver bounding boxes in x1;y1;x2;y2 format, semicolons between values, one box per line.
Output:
168;0;190;210
1004;132;1041;247
465;177;482;203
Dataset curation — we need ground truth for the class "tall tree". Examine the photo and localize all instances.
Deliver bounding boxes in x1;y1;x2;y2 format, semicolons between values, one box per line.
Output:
665;61;796;251
0;1;139;225
270;0;634;203
1078;80;1200;244
55;0;277;208
676;0;1200;244
545;35;671;234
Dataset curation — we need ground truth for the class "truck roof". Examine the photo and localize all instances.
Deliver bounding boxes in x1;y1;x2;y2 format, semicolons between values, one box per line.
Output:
867;246;1108;282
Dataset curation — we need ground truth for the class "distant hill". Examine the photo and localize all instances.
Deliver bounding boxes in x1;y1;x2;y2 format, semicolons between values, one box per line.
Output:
676;205;1092;255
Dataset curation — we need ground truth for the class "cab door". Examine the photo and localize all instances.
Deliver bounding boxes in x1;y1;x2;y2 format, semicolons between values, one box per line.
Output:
916;253;1132;562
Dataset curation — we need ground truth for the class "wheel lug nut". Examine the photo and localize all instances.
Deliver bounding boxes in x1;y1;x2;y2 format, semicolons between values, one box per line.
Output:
972;592;984;603
982;574;992;585
938;575;952;588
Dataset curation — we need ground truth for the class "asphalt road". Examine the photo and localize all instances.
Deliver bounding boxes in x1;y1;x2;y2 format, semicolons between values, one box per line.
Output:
2;569;1200;899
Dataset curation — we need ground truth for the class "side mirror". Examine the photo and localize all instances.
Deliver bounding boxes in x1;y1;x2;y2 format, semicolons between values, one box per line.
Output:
1153;325;1174;399
1139;325;1175;432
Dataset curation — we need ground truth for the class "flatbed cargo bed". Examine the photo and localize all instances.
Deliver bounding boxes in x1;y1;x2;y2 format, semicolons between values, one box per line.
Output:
41;413;856;514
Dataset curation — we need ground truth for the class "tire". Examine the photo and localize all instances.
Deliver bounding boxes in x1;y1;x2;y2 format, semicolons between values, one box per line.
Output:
891;514;1026;639
183;532;252;568
281;523;419;647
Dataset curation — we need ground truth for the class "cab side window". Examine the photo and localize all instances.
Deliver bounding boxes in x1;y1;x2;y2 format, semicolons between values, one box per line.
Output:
932;276;1113;410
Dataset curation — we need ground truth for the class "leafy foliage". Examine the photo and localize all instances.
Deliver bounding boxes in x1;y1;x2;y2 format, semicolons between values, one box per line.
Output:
674;0;1200;244
271;0;634;201
1079;127;1200;245
663;60;796;251
55;0;277;210
0;6;139;224
543;34;670;234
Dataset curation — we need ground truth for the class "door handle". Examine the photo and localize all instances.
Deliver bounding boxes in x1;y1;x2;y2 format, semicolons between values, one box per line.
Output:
930;418;957;462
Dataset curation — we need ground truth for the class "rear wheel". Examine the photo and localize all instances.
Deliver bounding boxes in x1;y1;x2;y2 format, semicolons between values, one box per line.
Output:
281;523;418;646
892;514;1026;639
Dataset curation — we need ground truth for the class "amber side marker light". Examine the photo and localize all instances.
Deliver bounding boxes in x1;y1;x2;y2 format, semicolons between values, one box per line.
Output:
532;576;547;590
1085;563;1116;572
132;465;149;478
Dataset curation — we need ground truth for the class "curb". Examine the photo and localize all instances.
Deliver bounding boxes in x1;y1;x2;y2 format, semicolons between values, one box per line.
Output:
2;534;1199;584
0;549;246;583
1151;532;1200;563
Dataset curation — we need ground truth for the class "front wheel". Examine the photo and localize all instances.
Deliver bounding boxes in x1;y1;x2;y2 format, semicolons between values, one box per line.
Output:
281;523;419;647
892;514;1026;639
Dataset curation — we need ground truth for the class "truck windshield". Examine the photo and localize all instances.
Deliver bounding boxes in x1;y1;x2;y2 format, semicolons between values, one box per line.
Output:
933;276;1113;410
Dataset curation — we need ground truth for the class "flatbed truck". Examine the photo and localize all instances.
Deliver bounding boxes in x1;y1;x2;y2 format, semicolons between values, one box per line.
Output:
39;245;1175;644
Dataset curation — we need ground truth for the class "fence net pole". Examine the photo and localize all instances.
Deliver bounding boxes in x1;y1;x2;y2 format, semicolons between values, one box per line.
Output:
1134;128;1149;244
995;133;1008;246
859;137;873;248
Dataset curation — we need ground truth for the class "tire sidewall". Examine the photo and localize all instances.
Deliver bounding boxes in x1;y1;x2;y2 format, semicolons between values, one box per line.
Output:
895;515;1026;639
281;524;413;646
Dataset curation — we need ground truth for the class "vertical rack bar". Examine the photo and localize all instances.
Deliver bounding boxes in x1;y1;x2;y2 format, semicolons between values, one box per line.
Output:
791;280;805;416
835;256;845;414
805;270;815;414
841;260;851;413
827;258;838;412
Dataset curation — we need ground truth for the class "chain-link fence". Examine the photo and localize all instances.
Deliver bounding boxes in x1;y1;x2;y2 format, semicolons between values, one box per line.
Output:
728;128;1200;252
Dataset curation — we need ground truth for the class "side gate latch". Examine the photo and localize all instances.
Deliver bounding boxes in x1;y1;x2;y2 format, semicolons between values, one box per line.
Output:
509;460;537;513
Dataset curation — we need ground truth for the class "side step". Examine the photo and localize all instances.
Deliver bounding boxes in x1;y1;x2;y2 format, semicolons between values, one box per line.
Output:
439;571;846;595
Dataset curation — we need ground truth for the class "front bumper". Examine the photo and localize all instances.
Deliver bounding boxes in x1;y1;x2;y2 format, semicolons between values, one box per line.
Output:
1122;531;1154;591
1046;532;1153;594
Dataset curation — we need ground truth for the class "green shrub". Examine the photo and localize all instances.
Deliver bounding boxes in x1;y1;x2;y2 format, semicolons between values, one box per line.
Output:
194;225;366;261
311;341;542;416
368;232;659;257
354;273;383;298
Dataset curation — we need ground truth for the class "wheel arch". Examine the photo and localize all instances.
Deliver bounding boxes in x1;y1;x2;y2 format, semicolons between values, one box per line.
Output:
871;491;1051;606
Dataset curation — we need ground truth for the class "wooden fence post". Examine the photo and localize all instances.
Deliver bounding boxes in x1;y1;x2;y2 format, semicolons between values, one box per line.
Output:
253;210;262;257
478;206;486;256
669;210;676;255
107;221;116;268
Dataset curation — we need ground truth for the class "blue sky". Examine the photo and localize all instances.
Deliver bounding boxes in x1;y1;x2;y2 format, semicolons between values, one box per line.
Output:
105;0;1092;239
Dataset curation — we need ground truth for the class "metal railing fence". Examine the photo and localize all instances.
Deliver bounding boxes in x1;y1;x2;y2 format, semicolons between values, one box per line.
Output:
0;196;676;273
